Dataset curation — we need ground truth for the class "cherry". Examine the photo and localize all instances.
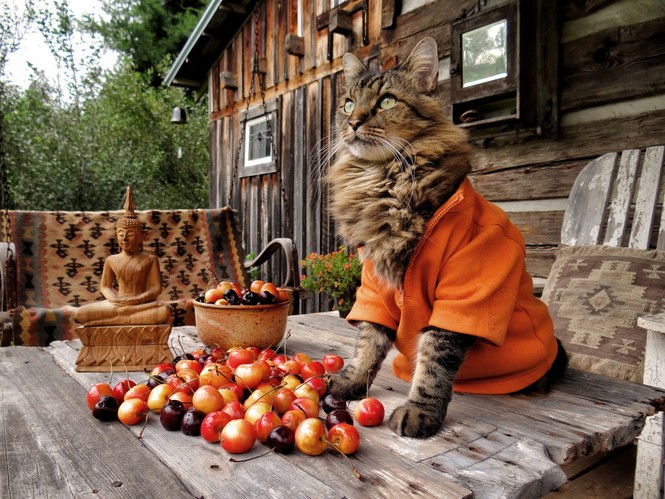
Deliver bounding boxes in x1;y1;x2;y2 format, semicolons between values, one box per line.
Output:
92;395;119;422
223;289;240;305
326;408;354;430
181;408;206;436
259;291;275;304
266;426;295;454
241;290;260;305
173;352;195;363
321;393;347;414
354;397;384;427
160;399;186;431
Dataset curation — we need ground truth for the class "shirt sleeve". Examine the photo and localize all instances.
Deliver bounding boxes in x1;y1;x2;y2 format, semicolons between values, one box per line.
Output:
346;260;401;331
429;225;524;346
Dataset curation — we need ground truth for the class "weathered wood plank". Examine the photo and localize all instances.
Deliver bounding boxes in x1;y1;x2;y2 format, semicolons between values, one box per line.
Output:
0;347;192;498
561;17;665;112
42;311;665;499
469;161;586;201
629;145;664;249
44;337;472;498
634;412;665;499
507;211;564;246
561;152;617;245
604;148;640;246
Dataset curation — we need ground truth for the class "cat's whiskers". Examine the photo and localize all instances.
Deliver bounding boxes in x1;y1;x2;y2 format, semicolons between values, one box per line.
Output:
377;136;419;208
308;135;346;200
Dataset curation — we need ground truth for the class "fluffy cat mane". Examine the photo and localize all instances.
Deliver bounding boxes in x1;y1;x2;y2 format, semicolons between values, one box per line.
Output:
326;38;472;289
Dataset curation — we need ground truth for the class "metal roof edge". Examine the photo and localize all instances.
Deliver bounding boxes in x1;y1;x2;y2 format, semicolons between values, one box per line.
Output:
163;0;225;88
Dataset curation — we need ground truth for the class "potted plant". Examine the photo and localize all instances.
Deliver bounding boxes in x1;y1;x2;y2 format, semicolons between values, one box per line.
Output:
300;247;362;317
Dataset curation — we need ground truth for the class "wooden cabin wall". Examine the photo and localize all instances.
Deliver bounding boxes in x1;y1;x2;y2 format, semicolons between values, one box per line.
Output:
206;0;665;312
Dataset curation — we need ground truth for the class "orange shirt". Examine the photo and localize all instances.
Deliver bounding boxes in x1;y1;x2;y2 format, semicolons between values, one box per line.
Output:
346;178;558;394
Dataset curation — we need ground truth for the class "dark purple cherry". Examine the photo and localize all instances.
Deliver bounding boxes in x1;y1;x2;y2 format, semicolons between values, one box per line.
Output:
92;395;119;422
267;426;295;454
325;408;354;430
181;408;205;436
160;400;186;431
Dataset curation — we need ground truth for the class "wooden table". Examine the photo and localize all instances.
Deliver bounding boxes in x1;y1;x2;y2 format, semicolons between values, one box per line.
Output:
2;313;663;498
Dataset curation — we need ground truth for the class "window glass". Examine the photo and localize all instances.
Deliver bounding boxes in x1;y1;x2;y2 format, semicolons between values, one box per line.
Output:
462;19;508;88
245;116;272;166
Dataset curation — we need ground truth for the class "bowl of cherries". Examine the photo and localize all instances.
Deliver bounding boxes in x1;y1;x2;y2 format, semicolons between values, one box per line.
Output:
193;280;293;350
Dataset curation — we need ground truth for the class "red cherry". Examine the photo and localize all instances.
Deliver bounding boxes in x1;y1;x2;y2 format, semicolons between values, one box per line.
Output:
353;398;384;427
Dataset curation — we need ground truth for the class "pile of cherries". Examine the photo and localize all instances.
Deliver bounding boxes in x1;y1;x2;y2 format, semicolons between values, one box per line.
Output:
85;343;385;463
198;279;291;306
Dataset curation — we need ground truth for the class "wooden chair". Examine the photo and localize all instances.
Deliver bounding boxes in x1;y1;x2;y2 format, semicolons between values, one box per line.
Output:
554;145;664;497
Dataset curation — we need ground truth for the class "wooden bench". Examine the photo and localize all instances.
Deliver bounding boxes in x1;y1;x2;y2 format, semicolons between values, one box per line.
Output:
541;145;665;496
0;206;299;347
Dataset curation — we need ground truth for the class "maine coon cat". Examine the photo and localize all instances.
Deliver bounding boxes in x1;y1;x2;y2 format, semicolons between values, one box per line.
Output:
325;37;567;439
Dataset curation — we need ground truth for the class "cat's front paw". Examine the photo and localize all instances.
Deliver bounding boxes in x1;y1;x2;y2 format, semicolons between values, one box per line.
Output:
327;371;366;401
388;402;444;438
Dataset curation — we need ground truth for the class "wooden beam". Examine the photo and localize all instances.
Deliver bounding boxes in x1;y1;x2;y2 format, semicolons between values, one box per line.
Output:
285;34;305;57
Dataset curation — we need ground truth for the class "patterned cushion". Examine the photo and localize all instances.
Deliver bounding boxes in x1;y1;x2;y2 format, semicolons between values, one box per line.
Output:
541;245;665;382
3;207;249;346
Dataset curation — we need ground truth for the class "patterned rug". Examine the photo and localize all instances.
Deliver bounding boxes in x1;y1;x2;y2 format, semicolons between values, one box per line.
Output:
3;207;248;345
542;245;665;382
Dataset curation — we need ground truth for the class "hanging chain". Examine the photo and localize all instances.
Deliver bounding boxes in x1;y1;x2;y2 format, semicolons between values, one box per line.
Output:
227;16;258;207
256;43;292;234
227;10;292;235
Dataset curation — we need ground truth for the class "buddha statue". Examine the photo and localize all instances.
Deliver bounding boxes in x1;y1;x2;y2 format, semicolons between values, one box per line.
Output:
74;187;171;327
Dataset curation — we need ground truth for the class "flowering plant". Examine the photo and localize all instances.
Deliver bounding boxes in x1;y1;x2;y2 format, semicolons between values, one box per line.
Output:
300;247;362;315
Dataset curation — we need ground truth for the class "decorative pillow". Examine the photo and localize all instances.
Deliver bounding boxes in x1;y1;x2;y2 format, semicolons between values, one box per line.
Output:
541;245;665;383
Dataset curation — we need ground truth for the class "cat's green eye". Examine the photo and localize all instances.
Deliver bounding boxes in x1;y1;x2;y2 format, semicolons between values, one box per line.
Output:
343;99;355;114
378;95;397;110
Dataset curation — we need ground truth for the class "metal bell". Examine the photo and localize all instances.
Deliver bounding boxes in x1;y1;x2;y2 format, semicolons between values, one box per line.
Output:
170;106;187;124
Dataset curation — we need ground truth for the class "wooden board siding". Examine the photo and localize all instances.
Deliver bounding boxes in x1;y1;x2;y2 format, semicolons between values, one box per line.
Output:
203;0;665;312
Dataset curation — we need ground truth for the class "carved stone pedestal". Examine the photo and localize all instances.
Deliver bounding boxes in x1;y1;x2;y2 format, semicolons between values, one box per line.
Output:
75;324;173;372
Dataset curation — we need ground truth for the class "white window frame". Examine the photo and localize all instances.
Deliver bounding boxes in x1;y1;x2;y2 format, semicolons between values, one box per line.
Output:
244;115;273;168
239;100;278;178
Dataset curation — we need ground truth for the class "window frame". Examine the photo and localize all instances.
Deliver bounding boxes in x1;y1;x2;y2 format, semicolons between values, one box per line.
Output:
450;2;519;127
239;100;278;178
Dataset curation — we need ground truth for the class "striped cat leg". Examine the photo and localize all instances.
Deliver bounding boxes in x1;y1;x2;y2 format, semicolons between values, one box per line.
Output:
328;321;395;400
389;327;474;438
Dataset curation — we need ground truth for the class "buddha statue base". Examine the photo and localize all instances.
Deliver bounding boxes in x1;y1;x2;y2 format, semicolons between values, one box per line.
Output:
75;324;173;372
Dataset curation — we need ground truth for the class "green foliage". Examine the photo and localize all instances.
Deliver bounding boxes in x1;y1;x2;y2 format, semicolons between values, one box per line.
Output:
1;0;210;212
300;247;363;314
3;60;209;211
88;0;208;86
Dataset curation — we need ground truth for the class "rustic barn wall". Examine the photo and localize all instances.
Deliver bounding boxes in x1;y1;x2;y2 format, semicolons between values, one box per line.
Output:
205;0;665;312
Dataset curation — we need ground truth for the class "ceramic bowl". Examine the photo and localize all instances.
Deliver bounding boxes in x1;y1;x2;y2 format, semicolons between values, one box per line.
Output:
193;295;292;350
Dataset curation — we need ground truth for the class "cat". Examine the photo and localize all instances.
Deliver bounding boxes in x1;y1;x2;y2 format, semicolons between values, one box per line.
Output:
325;37;567;439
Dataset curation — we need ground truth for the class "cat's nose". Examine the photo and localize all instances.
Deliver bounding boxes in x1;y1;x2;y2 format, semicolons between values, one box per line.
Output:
348;119;361;131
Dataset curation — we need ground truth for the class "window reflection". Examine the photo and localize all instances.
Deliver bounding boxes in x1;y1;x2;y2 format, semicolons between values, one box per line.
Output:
462;19;508;88
245;116;272;166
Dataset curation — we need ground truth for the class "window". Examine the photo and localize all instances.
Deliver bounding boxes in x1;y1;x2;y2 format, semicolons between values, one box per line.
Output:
450;3;517;127
449;0;559;138
239;100;278;178
461;19;508;88
244;115;272;167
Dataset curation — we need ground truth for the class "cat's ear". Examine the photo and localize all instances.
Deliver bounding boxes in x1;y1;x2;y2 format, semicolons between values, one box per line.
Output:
342;52;367;86
402;37;440;92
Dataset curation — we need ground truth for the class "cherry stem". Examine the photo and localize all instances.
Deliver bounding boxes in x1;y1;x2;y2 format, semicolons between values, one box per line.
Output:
143;368;169;386
137;412;149;439
108;360;115;386
365;368;373;399
247;382;286;409
229;447;275;463
325;437;362;481
274;330;292;356
122;355;129;381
